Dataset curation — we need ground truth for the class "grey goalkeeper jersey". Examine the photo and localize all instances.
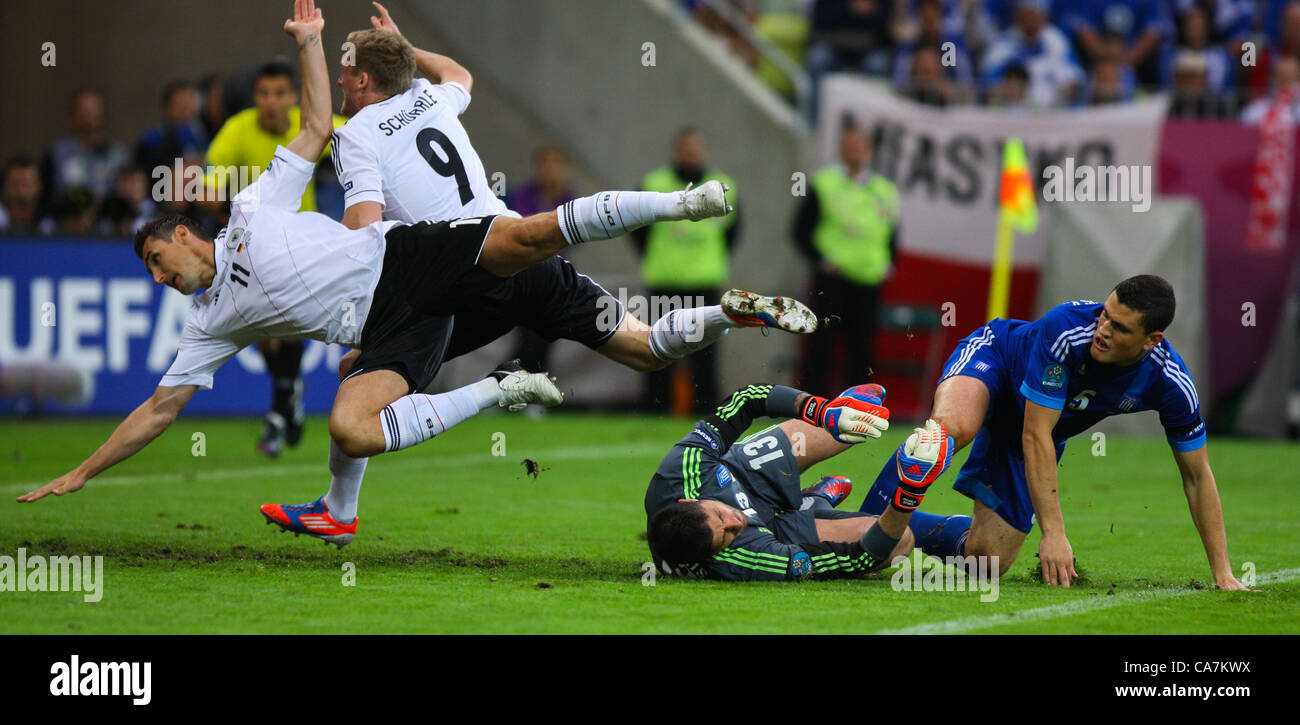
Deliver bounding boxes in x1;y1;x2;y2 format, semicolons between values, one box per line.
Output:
644;385;889;582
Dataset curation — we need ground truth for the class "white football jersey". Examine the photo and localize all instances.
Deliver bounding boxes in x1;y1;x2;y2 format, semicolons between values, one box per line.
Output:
330;78;513;223
161;145;399;390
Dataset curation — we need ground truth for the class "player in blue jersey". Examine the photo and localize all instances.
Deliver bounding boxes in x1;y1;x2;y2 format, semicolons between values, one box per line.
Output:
857;275;1251;590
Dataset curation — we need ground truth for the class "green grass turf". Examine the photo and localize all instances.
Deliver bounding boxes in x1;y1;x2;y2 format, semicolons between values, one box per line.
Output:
0;412;1296;634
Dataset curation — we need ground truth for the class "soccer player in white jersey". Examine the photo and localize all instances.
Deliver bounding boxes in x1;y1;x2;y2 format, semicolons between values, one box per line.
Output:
16;1;758;536
254;2;821;547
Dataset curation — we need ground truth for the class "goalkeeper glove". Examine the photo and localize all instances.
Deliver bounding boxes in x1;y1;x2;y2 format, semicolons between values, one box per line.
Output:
892;419;955;512
799;384;890;444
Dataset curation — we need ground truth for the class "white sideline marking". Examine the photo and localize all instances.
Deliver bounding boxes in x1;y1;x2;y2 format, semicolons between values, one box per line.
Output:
875;568;1300;635
3;441;667;495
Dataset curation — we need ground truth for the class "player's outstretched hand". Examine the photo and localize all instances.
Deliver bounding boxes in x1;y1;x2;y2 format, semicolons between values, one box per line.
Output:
284;0;324;40
370;1;401;35
17;472;86;503
1037;532;1078;587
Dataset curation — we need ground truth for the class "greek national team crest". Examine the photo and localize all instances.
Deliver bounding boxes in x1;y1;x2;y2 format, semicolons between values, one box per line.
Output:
715;465;734;488
1041;363;1065;391
790;551;812;578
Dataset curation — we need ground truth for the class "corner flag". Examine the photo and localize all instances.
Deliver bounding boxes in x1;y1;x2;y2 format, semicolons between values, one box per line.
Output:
987;138;1038;320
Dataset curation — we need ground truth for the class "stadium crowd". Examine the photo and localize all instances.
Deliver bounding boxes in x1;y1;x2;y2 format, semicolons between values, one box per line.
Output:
11;1;1300;238
0;62;345;239
683;0;1300;117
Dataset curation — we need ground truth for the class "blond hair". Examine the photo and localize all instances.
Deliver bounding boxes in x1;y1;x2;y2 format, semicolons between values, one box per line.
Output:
346;29;416;97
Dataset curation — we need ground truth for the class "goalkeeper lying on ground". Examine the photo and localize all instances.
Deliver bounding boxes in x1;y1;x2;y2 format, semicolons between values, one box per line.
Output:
645;383;954;581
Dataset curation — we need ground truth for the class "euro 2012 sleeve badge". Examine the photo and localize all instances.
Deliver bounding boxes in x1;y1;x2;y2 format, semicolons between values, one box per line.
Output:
1041;363;1065;392
790;551;813;579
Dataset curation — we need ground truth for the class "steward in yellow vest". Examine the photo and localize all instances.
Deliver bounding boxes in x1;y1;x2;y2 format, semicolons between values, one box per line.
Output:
631;129;740;413
793;125;899;393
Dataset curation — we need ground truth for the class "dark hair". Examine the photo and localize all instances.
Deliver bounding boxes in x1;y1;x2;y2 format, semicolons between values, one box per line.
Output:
647;501;714;567
160;79;196;107
674;126;701;143
134;214;207;259
1113;274;1176;333
1;155;39;185
255;59;297;87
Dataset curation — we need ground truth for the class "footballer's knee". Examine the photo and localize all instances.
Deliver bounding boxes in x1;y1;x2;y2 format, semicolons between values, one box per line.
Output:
328;408;380;458
963;538;1018;575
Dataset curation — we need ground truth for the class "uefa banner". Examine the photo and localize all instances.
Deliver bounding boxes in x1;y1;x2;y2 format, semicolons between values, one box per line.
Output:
815;75;1170;266
1;239;348;415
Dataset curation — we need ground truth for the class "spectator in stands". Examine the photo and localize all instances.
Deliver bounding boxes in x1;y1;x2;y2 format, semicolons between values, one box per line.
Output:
902;45;958;105
134;80;206;177
96;166;154;236
1257;1;1300;93
987;62;1032;107
1073;22;1138;104
42;89;128;225
0;157;55;236
633;128;739;413
199;74;230;141
1173;0;1253;54
982;0;1084;107
506;145;578;217
1242;54;1300;123
806;0;897;116
892;0;974;98
793;121;898;395
1056;1;1172;86
1165;6;1232;92
1170;47;1236;116
506;145;580;373
1081;56;1136;104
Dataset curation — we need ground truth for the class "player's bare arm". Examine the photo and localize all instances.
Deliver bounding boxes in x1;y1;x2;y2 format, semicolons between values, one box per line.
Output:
283;0;332;163
341;199;383;229
368;1;473;90
1173;446;1252;591
1023;398;1077;587
17;385;199;503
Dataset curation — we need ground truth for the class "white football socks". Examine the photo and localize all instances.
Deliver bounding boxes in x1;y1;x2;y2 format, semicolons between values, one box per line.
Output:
647;305;736;362
324;439;367;524
557;190;684;245
380;378;500;453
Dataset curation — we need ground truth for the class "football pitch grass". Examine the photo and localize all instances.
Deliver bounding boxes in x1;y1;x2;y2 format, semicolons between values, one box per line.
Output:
2;412;1297;634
